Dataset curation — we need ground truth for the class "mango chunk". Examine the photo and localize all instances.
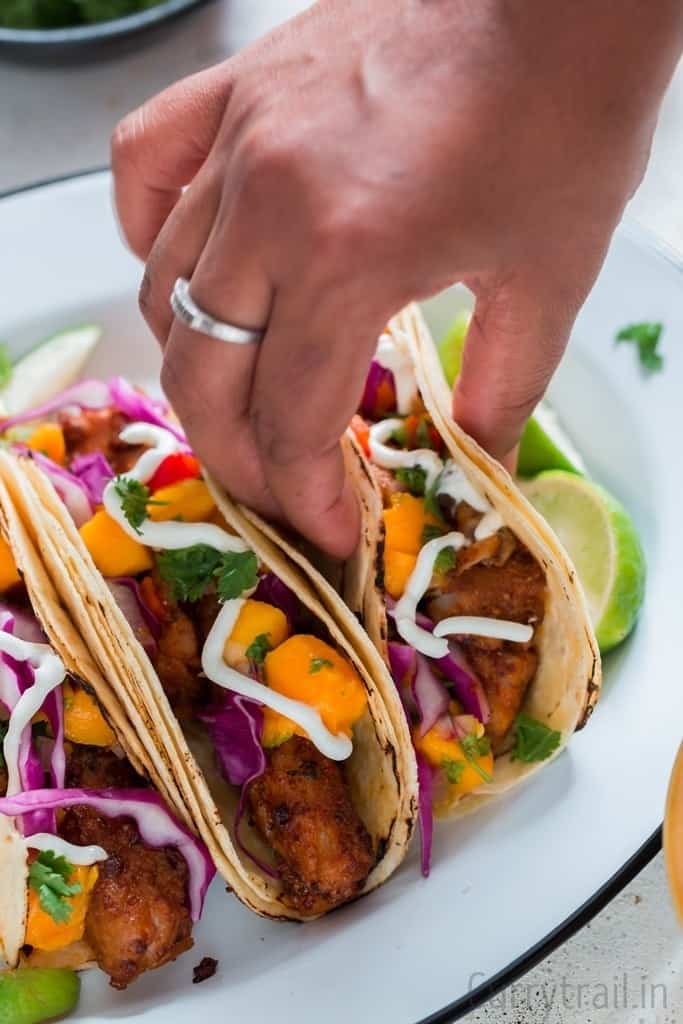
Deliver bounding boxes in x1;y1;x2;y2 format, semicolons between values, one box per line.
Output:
223;599;290;672
383;549;417;600
63;682;115;747
383;492;439;556
79;510;153;577
27;423;66;466
0;534;21;593
25;864;99;953
147;479;215;524
414;716;494;797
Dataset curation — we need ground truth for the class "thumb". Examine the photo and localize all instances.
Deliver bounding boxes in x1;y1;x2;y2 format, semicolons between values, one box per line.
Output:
453;273;577;463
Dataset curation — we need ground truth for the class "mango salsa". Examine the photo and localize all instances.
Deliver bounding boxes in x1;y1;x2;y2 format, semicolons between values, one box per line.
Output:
25;865;99;953
26;423;66;466
63;682;115;748
79;510;153;577
414;715;494;798
381;492;441;598
223;599;290;671
0;534;21;593
147;479;215;524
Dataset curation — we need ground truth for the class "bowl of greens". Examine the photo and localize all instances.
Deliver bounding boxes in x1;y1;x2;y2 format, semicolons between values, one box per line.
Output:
0;0;208;52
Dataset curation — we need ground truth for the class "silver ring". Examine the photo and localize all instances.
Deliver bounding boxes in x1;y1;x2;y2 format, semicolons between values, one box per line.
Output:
170;277;265;345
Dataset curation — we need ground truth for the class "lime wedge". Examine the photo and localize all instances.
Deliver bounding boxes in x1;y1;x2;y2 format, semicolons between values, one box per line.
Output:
1;325;102;417
522;471;646;653
437;311;469;388
0;969;80;1024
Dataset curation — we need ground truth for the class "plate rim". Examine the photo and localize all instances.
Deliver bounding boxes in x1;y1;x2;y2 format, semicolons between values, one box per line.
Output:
0;166;670;1024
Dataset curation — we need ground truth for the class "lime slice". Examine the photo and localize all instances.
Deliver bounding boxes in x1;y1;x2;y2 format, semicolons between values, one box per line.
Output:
517;403;585;477
0;969;80;1024
0;325;102;418
522;471;646;653
437;311;469;388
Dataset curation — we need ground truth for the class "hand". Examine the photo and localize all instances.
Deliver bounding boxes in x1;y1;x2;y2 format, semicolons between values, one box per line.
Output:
112;0;682;556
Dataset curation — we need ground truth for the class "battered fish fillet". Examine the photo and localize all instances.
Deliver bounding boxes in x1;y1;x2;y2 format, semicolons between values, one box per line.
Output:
59;805;193;989
154;609;204;718
248;736;374;915
65;744;144;790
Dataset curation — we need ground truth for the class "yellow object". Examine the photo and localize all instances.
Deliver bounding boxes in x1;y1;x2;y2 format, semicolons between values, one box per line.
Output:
383;493;439;557
414;714;494;797
26;423;66;466
80;510;153;577
63;681;115;747
223;600;290;672
148;479;216;523
263;635;367;743
0;535;21;593
261;712;296;748
25;864;99;952
384;549;418;600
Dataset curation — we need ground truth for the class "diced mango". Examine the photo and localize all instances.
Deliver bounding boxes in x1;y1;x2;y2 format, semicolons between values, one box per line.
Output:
147;479;216;523
223;600;290;672
63;681;115;747
0;534;20;593
383;549;417;600
264;635;367;740
261;710;296;748
383;493;440;556
27;423;66;466
413;716;494;798
25;864;99;952
79;510;153;577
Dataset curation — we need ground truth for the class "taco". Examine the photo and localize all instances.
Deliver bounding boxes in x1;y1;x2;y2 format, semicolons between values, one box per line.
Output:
0;379;417;919
0;467;213;987
337;305;601;870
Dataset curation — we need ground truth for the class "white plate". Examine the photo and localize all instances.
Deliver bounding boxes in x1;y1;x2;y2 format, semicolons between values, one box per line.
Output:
0;170;680;1024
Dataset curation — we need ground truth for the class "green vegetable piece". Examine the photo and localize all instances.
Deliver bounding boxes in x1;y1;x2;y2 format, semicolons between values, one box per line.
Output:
76;0;158;24
517;416;582;478
114;477;165;534
511;713;561;763
0;969;80;1024
437;310;470;386
433;546;456;574
615;321;664;373
157;544;222;602
28;852;81;925
246;633;272;666
395;465;427;497
421;523;444;545
0;345;12;391
309;657;334;674
460;733;493;782
423;474;444;521
214;551;258;602
442;758;465;784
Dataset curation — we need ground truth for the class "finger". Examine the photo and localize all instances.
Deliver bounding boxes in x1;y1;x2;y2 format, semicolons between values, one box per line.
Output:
453;274;577;462
111;63;234;260
161;204;276;517
251;284;388;559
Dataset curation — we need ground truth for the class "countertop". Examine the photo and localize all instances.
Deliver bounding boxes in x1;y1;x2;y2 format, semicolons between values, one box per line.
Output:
1;3;682;1020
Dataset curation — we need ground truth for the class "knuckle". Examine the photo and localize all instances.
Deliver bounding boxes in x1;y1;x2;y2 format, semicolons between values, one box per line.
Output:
111;110;142;169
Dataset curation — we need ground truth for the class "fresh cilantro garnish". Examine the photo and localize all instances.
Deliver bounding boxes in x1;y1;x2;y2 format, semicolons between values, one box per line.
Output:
395;465;427;497
215;551;258;602
246;633;272;666
114;477;166;534
421;523;444;545
510;713;561;763
0;719;7;770
433;546;456;574
416;417;433;450
157;545;258;603
442;758;465;784
423;474;444;521
461;733;493;783
28;851;81;924
309;657;334;674
0;344;12;390
616;322;664;373
390;423;408;447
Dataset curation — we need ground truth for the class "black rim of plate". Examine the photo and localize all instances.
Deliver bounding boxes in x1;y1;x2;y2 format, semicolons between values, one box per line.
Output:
0;0;206;45
0;166;667;1024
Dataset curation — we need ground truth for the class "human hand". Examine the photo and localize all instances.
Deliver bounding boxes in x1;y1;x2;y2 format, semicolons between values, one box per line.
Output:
112;0;682;556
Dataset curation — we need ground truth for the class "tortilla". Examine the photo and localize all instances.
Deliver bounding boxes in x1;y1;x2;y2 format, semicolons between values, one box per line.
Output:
3;456;419;920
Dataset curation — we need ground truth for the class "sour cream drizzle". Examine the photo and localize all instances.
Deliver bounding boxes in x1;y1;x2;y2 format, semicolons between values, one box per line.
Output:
374;332;418;415
1;633;65;797
106;423;352;762
394;534;467;658
369;419;442;490
26;834;107;865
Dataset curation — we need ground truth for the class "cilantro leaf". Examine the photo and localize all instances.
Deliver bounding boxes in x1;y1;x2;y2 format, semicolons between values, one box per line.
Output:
28;851;82;924
114;477;166;534
421;523;445;545
511;713;561;763
460;732;493;782
309;657;334;674
390;423;408;447
423;474;444;521
395;465;427;497
616;321;664;373
214;551;258;602
246;633;272;666
157;544;223;602
442;758;465;784
0;719;7;771
0;344;12;390
416;417;434;450
433;546;456;574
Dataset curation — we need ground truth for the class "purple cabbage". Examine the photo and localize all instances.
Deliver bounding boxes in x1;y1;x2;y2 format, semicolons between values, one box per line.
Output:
107;578;160;658
0;788;215;921
15;448;93;527
416;754;434;878
198;693;265;789
253;573;300;629
0;379;112;431
70;452;114;505
360;360;396;419
109;377;186;443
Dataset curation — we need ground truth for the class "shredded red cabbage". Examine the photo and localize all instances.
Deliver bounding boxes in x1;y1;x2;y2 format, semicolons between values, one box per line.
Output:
253;573;300;628
416;754;434;878
410;610;490;724
360;360;397;419
70;452;114;505
387;641;417;717
413;653;450;737
0;788;215;921
107;579;160;657
109;377;186;443
15;448;93;527
0;604;45;643
0;379;112;431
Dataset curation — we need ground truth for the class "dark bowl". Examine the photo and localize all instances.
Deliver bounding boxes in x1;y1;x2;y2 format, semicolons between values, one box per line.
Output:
0;0;209;56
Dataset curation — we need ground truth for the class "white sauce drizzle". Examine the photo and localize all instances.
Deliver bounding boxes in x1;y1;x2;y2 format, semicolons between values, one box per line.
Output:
105;423;351;762
369;419;443;490
474;509;504;540
374;332;418;414
436;462;491;514
1;633;65;797
394;533;466;658
433;617;533;644
26;834;107;866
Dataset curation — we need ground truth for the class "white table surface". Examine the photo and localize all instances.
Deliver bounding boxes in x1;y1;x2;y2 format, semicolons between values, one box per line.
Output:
1;3;682;1020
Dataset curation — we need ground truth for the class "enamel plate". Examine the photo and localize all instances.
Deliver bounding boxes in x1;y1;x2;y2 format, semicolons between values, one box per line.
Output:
0;171;679;1023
